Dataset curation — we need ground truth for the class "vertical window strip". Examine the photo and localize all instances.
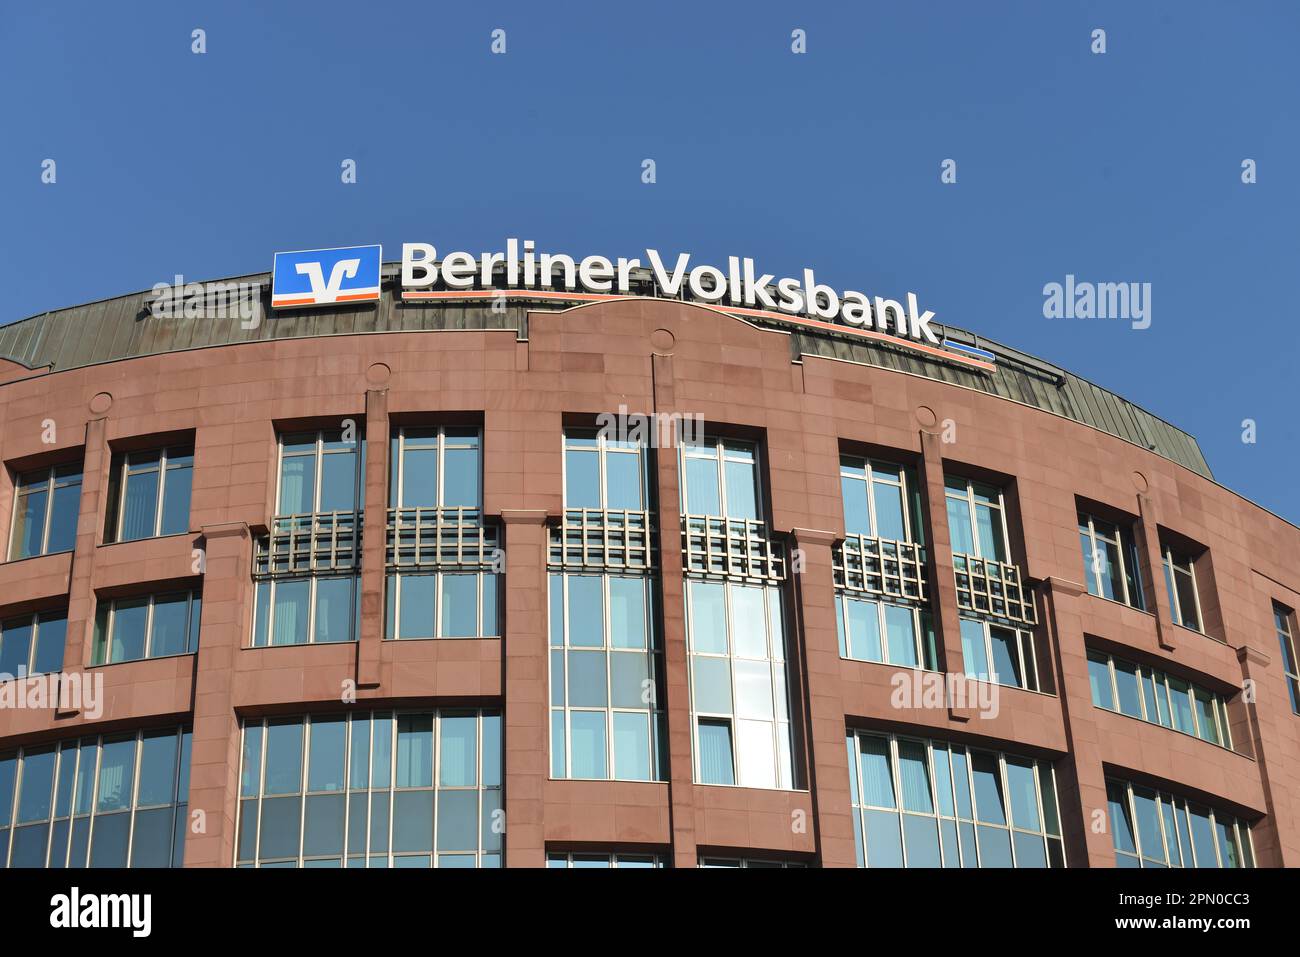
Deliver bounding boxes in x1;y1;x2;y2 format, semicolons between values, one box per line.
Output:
113;445;193;542
1274;604;1300;715
1086;648;1233;750
94;591;202;664
1077;512;1144;609
252;576;358;647
9;464;83;560
391;425;481;510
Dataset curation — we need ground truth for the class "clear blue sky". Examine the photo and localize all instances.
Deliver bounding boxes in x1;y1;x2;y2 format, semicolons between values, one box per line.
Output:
3;1;1296;522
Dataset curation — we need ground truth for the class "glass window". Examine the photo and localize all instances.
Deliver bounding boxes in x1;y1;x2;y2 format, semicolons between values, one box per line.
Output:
959;617;1036;691
549;574;664;782
1275;604;1300;715
564;429;648;512
839;454;918;543
1105;777;1252;868
1077;512;1145;610
107;446;194;542
278;429;361;516
9;464;82;560
849;731;1062;868
1162;546;1203;632
253;576;358;646
835;594;935;670
238;711;500;868
93;591;201;664
0;611;66;679
686;579;794;790
1087;648;1234;749
390;426;480;509
0;727;191;869
681;436;760;520
945;477;1008;562
547;851;663;868
385;570;500;641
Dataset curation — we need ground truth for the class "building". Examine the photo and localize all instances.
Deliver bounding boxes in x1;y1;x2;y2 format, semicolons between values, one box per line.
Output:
0;251;1296;870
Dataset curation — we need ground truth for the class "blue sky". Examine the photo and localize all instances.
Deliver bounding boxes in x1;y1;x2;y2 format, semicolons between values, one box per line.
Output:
2;1;1296;522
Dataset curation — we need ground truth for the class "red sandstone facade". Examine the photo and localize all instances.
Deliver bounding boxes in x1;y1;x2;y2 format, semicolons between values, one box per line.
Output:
0;297;1296;868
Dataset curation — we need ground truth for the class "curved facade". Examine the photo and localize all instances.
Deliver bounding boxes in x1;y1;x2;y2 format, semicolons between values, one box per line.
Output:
0;276;1297;869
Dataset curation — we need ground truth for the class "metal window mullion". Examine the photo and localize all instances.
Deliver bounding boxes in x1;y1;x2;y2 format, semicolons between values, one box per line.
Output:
123;729;143;868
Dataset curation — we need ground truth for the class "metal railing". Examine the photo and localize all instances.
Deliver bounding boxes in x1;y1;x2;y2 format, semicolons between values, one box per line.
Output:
255;510;361;578
387;506;499;569
548;508;656;571
681;514;786;583
952;553;1037;626
833;534;928;603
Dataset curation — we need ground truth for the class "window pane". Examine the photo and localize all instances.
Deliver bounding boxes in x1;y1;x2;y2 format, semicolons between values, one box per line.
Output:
398;445;438;507
691;656;732;714
1175;569;1200;630
569;711;607;779
11;488;48;558
897;741;933;813
120;469;159;540
272;580;310;646
315;577;354;644
610;651;651;709
731;585;767;658
567;650;608;708
841;477;870;537
440;574;478;638
736;719;776;789
265;721;304;795
318;453;356;513
723;460;758;520
688;582;727;653
960;619;989;679
858;735;895;808
1005;759;1040;830
111;598;149;662
0;618;33;677
1107;782;1136;853
970;753;1006;825
604;451;643;511
17;748;56;821
564;449;600;508
975;504;1006;561
96;738;136;812
278;456;315;515
442;447;479;507
1087;654;1114;709
873;482;906;541
308;717;347;792
684;457;720;515
608;577;646;649
946;497;975;556
160;462;192;534
567;576;604;647
439;716;477;787
32;614;66;675
398;575;435;639
613;711;651;780
137;730;179;807
1114;660;1143;718
734;659;773;720
697;719;734;785
396;715;433;788
903;814;942;867
864;810;903;867
848;598;882;662
436;790;478;852
150;594;190;657
884;604;918;667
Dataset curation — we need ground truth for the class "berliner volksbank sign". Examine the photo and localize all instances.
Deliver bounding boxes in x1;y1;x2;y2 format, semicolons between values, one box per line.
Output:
271;240;994;370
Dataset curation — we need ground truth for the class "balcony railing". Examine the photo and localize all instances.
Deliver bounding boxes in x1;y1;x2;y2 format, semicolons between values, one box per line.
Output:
953;553;1037;626
387;506;499;569
255;510;361;577
681;515;786;583
548;508;656;571
833;534;928;603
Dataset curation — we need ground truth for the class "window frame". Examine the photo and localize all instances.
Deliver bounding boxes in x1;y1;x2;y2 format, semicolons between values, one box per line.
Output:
1077;511;1145;610
1274;603;1300;715
8;464;82;561
1162;545;1204;633
1107;777;1253;868
835;592;937;670
112;445;193;543
562;428;651;512
0;610;67;679
548;572;665;782
389;425;481;510
679;435;762;520
959;616;1039;691
252;575;358;647
1086;648;1233;750
839;454;919;543
944;476;1012;562
275;429;364;519
93;590;202;665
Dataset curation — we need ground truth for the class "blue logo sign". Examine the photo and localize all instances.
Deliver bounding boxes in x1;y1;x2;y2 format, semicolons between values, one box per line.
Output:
271;245;382;308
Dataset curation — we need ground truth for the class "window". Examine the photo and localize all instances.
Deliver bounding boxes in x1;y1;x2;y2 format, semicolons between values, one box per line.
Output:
1077;512;1145;609
698;857;808;868
0;611;67;679
847;730;1063;868
549;574;665;781
385;571;498;640
9;464;81;560
944;476;1009;562
93;591;201;664
835;594;937;669
1275;604;1300;715
278;429;362;517
1086;648;1233;748
959;617;1038;691
106;445;193;542
253;576;357;646
0;726;191;868
1162;546;1203;632
1106;778;1253;868
685;579;795;789
236;710;501;868
840;455;921;543
390;426;479;509
681;436;760;520
547;852;663;868
564;429;649;511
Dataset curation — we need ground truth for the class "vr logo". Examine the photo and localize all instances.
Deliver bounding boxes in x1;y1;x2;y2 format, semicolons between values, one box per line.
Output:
272;244;382;308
